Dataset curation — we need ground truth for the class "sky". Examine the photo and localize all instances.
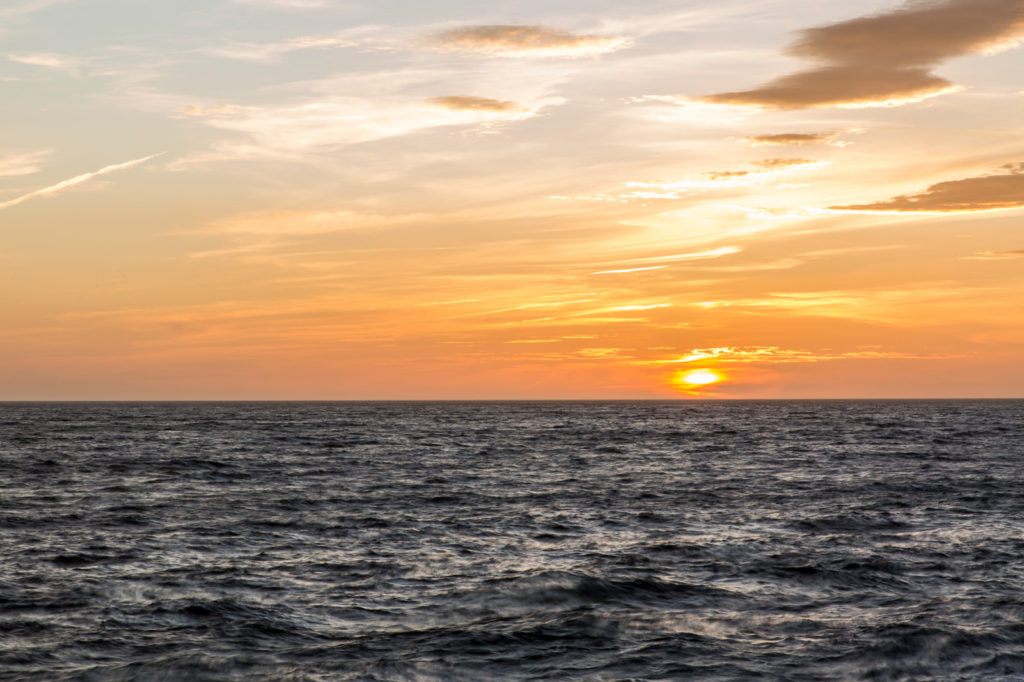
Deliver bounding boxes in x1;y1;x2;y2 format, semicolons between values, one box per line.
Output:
1;0;1023;399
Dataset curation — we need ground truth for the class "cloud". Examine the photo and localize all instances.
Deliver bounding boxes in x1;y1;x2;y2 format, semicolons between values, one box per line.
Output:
753;157;817;169
200;209;426;237
427;25;630;58
0;0;74;20
966;249;1024;260
591;265;667;275
0;0;76;37
690;283;995;321
618;246;742;264
187;91;547;159
706;170;750;181
0;153;162;212
0;149;50;176
615;158;828;199
7;52;82;70
230;0;331;7
427;96;523;113
702;0;1024;109
174;104;252;118
830;163;1024;212
204;34;357;61
654;346;962;364
746;131;847;146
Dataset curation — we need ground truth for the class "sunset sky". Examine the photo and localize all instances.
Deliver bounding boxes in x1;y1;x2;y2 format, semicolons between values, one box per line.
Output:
2;0;1023;399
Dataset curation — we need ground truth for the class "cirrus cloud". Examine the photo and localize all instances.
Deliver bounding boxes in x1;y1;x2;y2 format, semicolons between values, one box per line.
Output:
702;0;1024;109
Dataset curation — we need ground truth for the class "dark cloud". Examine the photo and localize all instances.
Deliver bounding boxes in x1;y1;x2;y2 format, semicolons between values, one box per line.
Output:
703;0;1024;109
428;25;628;56
831;163;1024;212
427;96;522;112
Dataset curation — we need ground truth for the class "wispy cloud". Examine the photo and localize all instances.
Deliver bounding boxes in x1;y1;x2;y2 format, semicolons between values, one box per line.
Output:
652;346;963;364
966;249;1024;260
557;155;829;203
186;89;552;159
753;157;817;169
0;0;78;37
230;0;332;8
619;158;827;198
204;34;358;61
654;245;904;274
427;25;630;57
745;131;849;147
7;52;83;70
199;209;427;237
830;162;1024;212
0;153;163;212
591;265;667;275
427;96;524;113
0;0;74;20
620;246;742;264
173;104;252;118
691;283;994;321
702;0;1024;109
0;149;50;177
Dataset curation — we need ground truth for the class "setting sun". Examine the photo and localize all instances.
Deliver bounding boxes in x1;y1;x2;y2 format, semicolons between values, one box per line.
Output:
677;369;724;388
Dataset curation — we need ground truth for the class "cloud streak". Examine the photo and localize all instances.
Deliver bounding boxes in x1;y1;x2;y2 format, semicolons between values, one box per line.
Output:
427;96;524;113
655;346;962;364
0;0;74;20
0;153;163;212
7;52;82;70
967;249;1024;259
620;246;742;264
746;131;848;146
204;34;357;61
618;158;827;198
199;209;426;237
0;149;50;177
830;163;1024;212
190;90;547;158
591;265;667;275
428;25;630;57
230;0;331;8
703;0;1024;109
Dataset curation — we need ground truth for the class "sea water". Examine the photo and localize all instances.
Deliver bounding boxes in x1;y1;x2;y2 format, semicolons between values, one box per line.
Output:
1;400;1023;680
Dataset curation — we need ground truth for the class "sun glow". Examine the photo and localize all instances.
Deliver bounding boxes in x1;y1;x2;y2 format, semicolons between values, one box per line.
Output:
676;369;724;388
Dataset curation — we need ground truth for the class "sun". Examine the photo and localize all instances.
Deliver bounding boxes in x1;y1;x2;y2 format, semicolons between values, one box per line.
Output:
676;368;723;388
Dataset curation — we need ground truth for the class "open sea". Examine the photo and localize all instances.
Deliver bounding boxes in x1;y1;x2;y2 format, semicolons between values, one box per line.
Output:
2;400;1024;681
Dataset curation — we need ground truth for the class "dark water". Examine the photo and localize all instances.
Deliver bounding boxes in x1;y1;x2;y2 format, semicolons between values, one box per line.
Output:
2;401;1024;680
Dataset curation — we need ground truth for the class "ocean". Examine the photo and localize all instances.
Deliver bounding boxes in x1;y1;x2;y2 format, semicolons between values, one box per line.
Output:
1;400;1023;680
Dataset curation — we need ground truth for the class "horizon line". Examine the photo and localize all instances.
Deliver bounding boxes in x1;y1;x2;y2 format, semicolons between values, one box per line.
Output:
2;397;1022;403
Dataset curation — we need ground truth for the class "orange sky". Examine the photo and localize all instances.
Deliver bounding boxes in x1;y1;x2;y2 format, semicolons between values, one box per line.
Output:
1;0;1023;398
